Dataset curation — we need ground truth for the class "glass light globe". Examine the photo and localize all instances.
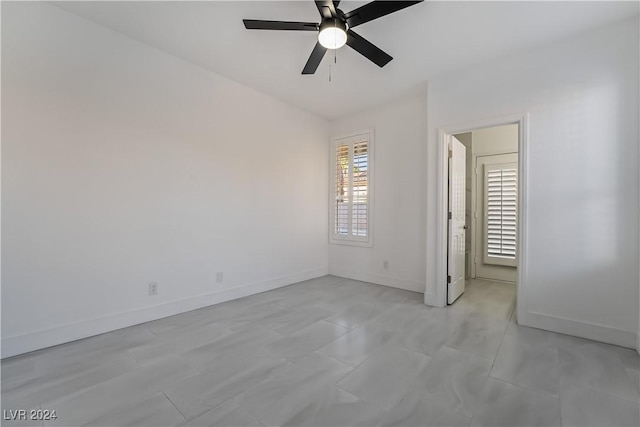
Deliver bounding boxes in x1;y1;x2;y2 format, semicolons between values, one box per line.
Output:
318;20;347;49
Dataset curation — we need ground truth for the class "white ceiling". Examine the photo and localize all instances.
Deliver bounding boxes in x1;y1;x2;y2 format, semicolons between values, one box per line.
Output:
53;1;639;119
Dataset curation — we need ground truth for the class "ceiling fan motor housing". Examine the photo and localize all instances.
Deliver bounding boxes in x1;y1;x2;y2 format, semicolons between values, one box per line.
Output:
319;17;347;34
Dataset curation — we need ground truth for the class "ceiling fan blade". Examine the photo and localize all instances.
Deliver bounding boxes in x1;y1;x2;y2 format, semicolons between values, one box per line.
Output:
344;1;423;28
315;0;337;19
243;19;319;31
346;30;392;67
302;42;327;74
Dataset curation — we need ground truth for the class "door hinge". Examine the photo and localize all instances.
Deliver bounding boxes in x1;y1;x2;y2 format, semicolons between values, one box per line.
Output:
448;150;452;158
448;211;452;220
447;275;451;284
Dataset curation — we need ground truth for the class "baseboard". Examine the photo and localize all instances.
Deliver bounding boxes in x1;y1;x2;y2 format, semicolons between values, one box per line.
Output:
526;311;637;349
1;267;328;359
328;267;424;294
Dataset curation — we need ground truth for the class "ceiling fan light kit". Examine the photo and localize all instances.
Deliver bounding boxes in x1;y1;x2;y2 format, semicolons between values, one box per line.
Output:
318;19;348;49
243;0;424;75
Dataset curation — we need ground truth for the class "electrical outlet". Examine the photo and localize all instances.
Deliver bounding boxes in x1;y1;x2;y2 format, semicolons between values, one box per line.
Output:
148;282;158;296
216;272;224;283
383;260;389;270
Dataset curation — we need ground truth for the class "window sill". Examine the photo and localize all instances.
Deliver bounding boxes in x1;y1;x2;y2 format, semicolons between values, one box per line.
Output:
329;237;373;248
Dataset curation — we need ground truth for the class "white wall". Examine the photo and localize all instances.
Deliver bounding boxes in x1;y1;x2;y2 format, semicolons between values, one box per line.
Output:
1;2;329;358
329;87;427;293
472;125;518;156
427;17;640;348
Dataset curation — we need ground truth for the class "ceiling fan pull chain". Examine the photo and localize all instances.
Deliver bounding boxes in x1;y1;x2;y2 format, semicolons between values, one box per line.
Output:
328;49;336;82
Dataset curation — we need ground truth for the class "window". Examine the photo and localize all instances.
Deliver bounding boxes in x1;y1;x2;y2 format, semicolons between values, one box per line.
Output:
330;131;373;246
483;162;517;267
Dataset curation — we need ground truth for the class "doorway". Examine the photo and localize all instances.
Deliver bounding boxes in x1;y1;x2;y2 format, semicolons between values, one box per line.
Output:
438;115;528;321
455;124;519;284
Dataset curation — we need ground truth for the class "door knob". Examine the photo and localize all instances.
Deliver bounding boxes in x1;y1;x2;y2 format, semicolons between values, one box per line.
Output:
463;225;469;230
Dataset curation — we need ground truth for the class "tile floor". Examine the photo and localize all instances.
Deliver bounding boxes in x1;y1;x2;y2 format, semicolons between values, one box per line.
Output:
2;276;638;426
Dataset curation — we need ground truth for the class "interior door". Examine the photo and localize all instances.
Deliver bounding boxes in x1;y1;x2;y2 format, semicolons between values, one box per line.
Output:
448;136;466;304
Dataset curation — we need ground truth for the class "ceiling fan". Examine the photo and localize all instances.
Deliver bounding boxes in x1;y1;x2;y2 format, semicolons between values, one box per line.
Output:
243;1;424;75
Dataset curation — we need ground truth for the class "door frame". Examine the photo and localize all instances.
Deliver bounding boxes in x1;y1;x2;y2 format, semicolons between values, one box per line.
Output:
436;113;529;325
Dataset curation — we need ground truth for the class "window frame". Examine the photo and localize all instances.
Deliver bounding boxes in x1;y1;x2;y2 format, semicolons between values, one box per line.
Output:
329;130;374;247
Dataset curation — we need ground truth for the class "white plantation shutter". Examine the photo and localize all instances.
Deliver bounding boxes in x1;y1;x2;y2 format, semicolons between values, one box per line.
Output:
483;163;517;267
352;141;368;237
331;132;373;245
335;143;350;236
